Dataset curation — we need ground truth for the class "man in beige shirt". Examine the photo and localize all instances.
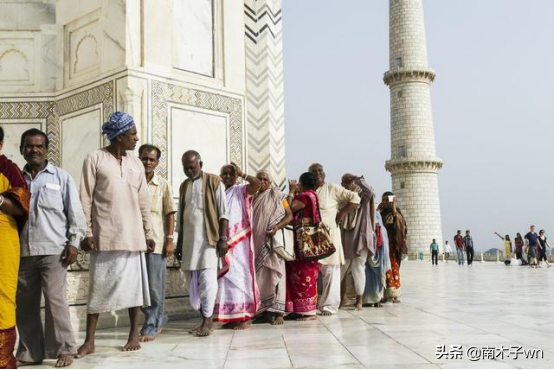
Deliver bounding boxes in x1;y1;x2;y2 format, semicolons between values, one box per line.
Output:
309;163;360;316
78;112;155;357
138;144;176;342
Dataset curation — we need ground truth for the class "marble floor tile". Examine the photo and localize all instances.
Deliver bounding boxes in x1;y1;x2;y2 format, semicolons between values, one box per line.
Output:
21;261;554;368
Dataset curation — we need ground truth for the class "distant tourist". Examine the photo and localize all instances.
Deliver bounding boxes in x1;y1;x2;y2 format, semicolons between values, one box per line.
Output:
454;230;465;265
514;233;525;262
494;232;512;262
537;230;551;268
464;230;474;265
525;225;539;268
444;241;452;262
430;239;439;265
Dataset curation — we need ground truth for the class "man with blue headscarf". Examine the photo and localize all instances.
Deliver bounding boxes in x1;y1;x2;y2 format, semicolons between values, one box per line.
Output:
78;111;155;357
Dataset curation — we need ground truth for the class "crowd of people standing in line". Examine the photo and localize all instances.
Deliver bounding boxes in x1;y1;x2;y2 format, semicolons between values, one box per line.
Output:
0;112;409;369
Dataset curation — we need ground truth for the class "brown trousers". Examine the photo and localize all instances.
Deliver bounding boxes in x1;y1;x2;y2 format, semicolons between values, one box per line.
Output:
16;255;76;362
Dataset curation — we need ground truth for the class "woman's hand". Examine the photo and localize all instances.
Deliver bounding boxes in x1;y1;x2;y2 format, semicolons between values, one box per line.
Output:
288;179;299;195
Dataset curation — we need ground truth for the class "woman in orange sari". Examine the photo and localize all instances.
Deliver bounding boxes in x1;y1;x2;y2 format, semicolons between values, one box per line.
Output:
378;192;407;304
0;127;30;369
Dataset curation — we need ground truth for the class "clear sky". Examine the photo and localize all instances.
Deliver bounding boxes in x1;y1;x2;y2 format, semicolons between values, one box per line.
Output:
282;0;554;252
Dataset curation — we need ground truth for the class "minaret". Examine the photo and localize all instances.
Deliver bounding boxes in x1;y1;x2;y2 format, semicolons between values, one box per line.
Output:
384;0;443;257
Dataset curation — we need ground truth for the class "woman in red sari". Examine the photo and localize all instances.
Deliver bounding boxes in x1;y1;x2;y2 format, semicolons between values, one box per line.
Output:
0;127;30;369
285;172;320;321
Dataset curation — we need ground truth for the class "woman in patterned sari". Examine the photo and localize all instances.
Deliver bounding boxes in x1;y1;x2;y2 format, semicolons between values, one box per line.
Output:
363;212;391;307
0;127;30;369
214;163;261;330
378;192;407;303
252;171;293;325
285;172;320;321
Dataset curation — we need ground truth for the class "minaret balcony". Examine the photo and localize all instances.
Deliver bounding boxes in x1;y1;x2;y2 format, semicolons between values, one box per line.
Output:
383;68;436;86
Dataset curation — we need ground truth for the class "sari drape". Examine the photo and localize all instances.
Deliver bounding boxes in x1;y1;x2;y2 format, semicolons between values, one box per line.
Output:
214;184;259;323
253;188;287;314
285;190;320;315
380;206;407;300
364;212;391;304
0;155;30;369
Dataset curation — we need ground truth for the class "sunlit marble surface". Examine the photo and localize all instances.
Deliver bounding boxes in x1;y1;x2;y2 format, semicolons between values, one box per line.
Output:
25;261;554;369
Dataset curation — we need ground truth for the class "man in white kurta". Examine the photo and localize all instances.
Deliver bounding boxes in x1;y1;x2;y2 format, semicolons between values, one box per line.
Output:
176;151;229;337
309;164;360;315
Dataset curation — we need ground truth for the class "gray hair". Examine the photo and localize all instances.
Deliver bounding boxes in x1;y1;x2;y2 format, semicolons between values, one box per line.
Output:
182;150;202;162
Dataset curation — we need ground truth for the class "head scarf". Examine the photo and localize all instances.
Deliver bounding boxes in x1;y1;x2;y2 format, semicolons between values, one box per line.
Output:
102;111;135;141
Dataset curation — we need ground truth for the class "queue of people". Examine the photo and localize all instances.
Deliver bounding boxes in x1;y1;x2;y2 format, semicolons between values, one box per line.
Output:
0;112;409;368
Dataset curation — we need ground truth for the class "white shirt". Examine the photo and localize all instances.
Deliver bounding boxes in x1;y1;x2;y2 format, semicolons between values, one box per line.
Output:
180;178;228;271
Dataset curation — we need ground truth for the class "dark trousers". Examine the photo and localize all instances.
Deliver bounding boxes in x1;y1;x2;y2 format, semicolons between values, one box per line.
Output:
466;247;474;265
516;252;523;260
431;250;438;265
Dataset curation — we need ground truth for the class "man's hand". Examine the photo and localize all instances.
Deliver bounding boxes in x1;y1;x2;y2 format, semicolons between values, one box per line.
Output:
163;237;175;258
81;237;97;253
216;240;229;258
61;244;78;267
146;239;156;253
230;161;244;178
335;210;347;226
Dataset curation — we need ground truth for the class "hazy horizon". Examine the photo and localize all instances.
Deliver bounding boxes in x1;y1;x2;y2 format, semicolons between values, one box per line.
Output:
283;0;554;252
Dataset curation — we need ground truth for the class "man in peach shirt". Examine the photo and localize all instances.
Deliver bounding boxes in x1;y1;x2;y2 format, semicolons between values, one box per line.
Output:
78;112;155;357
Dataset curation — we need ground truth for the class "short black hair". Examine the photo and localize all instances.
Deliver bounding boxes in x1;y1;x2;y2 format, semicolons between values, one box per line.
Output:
20;128;49;149
383;191;394;197
0;126;4;141
299;172;317;190
138;144;161;160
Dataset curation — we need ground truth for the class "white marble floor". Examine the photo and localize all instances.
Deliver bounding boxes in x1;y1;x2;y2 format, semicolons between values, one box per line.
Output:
28;261;554;369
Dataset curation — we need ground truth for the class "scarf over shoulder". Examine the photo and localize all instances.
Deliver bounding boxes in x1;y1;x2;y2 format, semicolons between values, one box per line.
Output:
0;155;30;232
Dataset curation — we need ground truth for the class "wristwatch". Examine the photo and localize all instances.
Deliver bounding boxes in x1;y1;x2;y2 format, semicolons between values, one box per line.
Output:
219;236;228;242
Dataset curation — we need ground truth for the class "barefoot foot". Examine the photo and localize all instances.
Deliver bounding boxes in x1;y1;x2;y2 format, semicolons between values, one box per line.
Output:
122;338;141;352
320;311;333;316
55;354;74;368
76;342;95;358
140;334;155;342
296;315;317;321
233;320;251;330
271;315;285;326
355;302;363;311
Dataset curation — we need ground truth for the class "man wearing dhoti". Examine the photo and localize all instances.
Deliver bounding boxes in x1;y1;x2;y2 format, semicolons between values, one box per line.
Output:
308;164;360;316
176;150;229;337
214;163;260;329
78;112;155;357
339;174;375;311
252;171;293;325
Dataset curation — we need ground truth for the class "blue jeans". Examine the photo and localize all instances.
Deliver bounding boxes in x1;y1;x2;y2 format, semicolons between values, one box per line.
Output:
456;249;465;265
141;253;168;336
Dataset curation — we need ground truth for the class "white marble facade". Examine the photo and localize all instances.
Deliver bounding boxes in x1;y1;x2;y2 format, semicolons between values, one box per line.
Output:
0;0;285;331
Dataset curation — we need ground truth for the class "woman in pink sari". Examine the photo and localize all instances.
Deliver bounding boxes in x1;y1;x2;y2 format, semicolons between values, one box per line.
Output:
213;163;261;330
285;172;320;321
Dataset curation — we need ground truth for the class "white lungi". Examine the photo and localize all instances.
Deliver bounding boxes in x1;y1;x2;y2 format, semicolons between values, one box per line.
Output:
340;249;369;296
87;251;150;314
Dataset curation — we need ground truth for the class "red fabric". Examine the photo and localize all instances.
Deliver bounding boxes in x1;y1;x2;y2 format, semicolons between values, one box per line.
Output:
454;234;464;249
0;155;30;233
285;189;320;314
0;327;16;369
386;253;401;290
375;223;383;250
285;260;319;314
